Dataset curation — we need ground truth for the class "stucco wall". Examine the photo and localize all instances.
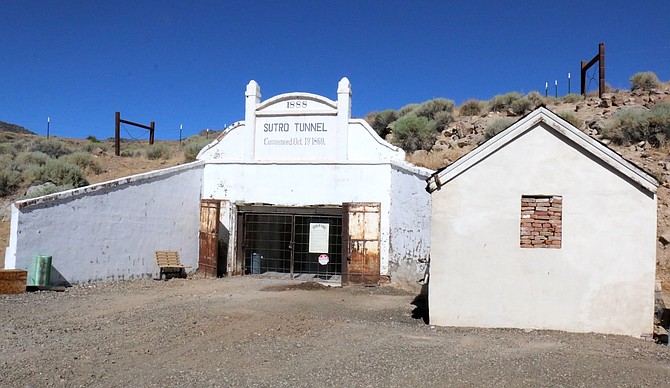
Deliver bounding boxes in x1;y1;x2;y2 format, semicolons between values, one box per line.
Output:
347;120;405;162
429;124;657;336
5;163;203;285
201;162;394;275
389;162;432;291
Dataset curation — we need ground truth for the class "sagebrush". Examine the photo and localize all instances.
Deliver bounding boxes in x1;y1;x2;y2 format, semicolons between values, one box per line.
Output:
391;113;436;152
630;71;661;91
184;137;212;162
484;118;516;140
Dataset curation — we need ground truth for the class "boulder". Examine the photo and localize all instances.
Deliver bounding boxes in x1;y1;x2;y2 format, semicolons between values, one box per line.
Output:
659;233;670;246
456;138;470;148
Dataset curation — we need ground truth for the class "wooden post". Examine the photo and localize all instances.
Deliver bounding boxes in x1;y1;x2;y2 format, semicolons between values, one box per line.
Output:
580;42;606;97
580;60;587;96
115;111;121;156
598;43;606;98
149;121;155;145
115;112;154;156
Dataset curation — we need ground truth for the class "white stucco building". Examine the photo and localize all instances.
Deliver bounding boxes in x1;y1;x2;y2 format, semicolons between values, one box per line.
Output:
4;78;432;290
426;107;658;337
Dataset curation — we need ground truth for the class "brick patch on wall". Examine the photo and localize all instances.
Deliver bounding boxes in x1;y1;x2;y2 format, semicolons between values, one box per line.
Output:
520;195;562;249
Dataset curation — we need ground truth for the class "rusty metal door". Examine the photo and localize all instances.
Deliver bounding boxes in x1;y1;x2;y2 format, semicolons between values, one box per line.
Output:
342;203;381;285
199;199;220;277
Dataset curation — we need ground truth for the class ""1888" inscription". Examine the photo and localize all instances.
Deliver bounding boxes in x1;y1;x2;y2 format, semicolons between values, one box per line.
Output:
286;100;308;108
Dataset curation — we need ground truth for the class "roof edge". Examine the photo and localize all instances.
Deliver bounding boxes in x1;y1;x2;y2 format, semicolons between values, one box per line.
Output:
427;107;658;194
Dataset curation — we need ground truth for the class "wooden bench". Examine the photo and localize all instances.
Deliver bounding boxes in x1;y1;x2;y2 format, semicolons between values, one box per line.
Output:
155;251;192;280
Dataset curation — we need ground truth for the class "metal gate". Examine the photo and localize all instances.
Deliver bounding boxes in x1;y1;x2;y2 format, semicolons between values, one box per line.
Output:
239;207;342;279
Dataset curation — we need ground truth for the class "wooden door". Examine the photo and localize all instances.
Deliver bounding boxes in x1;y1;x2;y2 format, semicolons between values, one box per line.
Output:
199;199;220;277
342;203;381;285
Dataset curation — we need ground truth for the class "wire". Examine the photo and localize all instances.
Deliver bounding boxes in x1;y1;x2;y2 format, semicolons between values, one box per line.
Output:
585;67;598;94
121;123;149;146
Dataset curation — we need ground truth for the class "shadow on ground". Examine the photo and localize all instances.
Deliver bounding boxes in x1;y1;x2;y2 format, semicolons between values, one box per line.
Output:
411;283;429;324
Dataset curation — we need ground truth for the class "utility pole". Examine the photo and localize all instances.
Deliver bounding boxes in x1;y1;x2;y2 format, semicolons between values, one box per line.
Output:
46;117;50;139
179;124;183;146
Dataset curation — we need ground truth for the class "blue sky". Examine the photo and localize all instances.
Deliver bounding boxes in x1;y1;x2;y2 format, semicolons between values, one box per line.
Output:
2;1;669;140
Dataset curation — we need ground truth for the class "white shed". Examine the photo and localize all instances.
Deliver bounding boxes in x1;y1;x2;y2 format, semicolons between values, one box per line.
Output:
426;107;658;337
4;78;432;290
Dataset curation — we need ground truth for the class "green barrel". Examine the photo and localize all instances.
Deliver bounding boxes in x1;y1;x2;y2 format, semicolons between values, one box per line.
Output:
27;255;52;287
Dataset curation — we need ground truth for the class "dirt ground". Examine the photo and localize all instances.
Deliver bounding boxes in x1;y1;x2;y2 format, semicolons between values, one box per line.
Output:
2;276;670;387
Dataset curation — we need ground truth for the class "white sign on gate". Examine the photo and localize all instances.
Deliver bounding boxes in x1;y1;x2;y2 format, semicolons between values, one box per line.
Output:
309;223;329;253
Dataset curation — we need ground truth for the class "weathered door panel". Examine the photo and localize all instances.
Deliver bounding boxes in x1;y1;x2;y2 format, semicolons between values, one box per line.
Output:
342;203;381;285
199;200;220;277
234;213;246;276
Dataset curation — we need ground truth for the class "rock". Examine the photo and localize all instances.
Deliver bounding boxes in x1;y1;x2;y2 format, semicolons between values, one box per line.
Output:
456;138;470;148
435;137;450;146
637;141;646;148
601;139;611;146
654;324;668;337
588;120;606;132
659;233;670;246
431;144;450;152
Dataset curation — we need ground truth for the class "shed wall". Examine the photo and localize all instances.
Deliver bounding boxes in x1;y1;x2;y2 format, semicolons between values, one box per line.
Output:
429;124;657;336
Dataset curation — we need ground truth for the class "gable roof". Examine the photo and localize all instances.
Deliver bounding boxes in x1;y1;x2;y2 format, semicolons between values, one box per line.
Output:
426;107;658;194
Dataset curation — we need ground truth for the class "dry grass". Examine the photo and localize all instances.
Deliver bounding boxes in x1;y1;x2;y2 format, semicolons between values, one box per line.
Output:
406;148;470;170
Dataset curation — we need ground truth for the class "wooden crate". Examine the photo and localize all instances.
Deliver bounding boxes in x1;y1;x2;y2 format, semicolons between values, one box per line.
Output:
0;269;27;294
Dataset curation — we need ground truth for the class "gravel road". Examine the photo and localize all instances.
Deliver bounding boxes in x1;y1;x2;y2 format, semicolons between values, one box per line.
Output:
2;276;670;387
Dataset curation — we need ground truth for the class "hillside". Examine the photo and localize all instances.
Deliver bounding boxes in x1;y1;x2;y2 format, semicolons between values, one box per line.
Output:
380;85;670;289
0;136;191;267
2;81;670;289
0;120;35;135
